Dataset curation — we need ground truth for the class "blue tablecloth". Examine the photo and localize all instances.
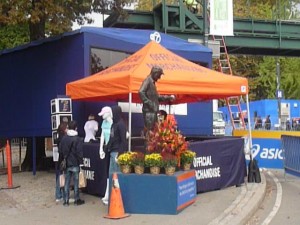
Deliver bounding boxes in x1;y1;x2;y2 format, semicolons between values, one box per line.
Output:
81;143;109;196
81;137;246;195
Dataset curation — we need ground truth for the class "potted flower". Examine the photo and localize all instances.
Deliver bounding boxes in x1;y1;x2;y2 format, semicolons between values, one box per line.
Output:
131;152;145;174
117;152;134;174
145;153;163;174
162;152;178;175
180;150;196;170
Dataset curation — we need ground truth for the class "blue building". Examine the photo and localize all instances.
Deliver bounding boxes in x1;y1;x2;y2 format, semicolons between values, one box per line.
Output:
220;99;300;130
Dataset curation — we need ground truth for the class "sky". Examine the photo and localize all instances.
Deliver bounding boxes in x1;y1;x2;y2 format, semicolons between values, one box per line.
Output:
72;13;108;30
72;2;138;30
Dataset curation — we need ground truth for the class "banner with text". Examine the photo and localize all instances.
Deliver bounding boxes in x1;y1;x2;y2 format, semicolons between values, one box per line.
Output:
190;138;246;192
247;138;283;169
210;0;234;36
82;143;109;196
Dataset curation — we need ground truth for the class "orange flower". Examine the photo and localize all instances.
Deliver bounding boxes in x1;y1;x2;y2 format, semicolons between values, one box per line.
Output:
146;115;189;165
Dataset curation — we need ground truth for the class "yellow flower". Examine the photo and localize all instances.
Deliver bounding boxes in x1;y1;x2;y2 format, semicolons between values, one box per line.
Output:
145;153;163;167
117;152;134;166
180;150;196;164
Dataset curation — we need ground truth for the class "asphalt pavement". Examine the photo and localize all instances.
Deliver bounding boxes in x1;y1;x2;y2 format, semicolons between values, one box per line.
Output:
0;170;267;225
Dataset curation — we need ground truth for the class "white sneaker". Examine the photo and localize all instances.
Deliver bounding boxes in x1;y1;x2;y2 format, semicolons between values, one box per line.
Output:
55;198;62;203
102;199;108;205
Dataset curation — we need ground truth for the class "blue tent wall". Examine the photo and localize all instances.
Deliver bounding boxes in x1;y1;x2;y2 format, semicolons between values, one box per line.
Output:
176;102;212;135
0;28;213;138
80;27;212;67
0;34;86;137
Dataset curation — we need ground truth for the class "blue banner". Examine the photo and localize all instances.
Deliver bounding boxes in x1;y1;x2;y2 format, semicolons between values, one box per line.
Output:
249;138;283;169
190;138;246;192
177;175;196;208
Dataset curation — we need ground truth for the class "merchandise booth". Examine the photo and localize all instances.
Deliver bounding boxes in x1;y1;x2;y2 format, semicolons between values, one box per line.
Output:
66;41;249;214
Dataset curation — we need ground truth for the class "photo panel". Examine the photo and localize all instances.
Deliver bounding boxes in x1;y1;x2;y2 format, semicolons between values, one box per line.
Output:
51;98;72;114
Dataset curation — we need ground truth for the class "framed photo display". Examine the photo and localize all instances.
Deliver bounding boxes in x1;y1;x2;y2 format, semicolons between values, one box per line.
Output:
51;114;72;130
51;98;72;114
52;131;58;146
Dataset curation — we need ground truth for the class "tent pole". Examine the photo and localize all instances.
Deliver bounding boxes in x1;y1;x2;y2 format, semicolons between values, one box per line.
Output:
246;94;253;152
128;93;132;152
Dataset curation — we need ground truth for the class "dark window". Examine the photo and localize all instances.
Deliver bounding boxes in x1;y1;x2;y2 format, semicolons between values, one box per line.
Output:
90;48;130;75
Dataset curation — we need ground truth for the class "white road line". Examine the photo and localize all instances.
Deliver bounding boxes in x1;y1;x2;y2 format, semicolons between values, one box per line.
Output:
261;170;282;225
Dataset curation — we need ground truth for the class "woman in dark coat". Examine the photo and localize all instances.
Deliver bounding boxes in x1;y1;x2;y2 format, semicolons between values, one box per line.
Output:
109;105;128;173
101;106;128;205
55;122;68;202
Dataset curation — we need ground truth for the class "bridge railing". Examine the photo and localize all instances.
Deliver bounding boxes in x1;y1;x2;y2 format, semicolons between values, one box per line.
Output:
281;135;300;177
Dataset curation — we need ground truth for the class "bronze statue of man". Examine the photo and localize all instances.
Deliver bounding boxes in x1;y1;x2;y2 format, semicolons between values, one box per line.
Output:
139;66;175;132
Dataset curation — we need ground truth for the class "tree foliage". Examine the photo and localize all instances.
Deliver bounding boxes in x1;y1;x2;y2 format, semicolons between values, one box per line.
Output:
137;0;178;11
0;24;29;50
0;0;131;44
230;0;300;100
234;0;300;20
277;57;300;99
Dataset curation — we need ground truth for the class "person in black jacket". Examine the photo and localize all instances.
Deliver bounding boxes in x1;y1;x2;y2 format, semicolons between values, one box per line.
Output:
59;120;85;206
264;115;271;130
109;106;128;173
101;106;128;206
55;122;68;202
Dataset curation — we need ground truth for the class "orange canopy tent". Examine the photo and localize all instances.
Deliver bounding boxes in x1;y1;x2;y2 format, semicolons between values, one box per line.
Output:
66;41;248;104
66;41;251;150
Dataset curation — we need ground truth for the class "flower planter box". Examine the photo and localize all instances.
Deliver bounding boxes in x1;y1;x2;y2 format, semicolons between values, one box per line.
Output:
115;170;196;215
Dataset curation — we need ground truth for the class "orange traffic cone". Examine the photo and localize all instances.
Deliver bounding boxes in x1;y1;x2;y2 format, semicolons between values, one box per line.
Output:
2;140;20;190
5;140;13;188
104;173;130;219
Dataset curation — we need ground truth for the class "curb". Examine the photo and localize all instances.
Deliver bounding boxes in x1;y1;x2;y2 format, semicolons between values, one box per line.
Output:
233;172;267;225
208;173;267;225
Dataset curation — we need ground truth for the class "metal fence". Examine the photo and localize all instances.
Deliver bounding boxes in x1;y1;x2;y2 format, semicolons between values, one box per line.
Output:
281;135;300;177
11;138;27;148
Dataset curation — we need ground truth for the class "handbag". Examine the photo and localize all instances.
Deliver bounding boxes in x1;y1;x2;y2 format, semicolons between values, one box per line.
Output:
79;168;87;188
59;173;65;188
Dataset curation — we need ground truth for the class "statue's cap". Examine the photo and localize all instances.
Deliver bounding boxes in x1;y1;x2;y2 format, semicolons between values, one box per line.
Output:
151;66;164;75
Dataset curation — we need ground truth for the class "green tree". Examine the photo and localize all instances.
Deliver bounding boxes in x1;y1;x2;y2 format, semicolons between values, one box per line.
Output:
0;25;29;50
0;0;131;43
230;0;300;100
233;56;300;101
234;0;300;20
230;55;261;100
278;57;300;99
255;57;277;99
137;0;178;11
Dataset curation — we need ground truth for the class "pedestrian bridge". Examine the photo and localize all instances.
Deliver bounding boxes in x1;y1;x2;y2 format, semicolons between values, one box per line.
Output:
104;1;300;57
